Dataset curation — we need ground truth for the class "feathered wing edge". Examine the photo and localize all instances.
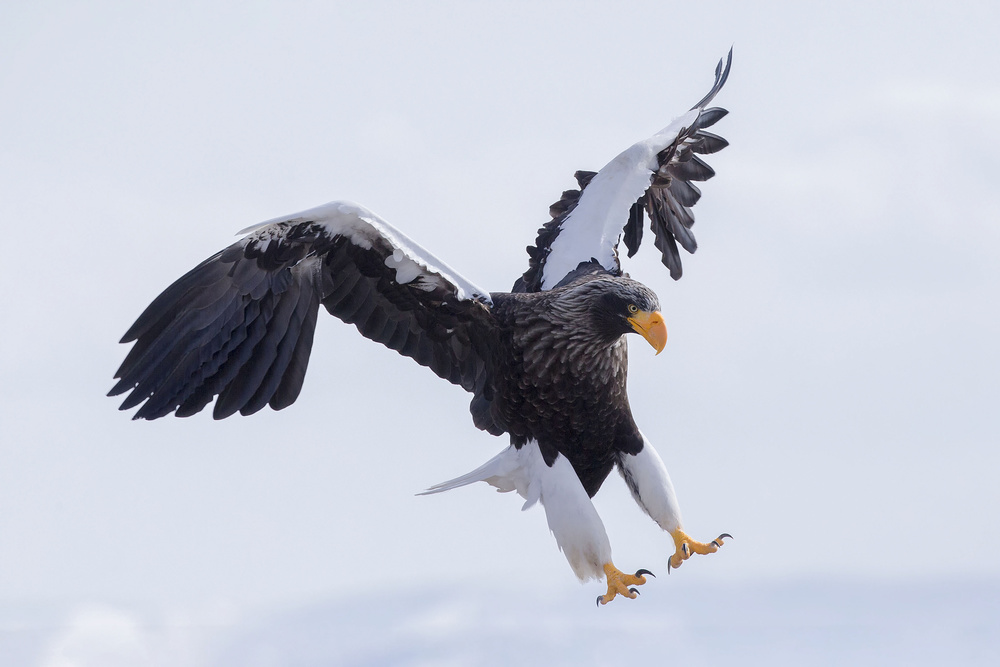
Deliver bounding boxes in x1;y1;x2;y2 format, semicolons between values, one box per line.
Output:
513;49;732;292
110;201;497;421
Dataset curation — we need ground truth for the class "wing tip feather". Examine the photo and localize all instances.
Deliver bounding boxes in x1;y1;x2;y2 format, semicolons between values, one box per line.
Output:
690;47;733;111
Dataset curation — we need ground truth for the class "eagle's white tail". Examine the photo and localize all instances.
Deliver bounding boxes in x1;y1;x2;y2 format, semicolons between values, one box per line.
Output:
419;441;612;580
418;444;544;510
418;447;517;494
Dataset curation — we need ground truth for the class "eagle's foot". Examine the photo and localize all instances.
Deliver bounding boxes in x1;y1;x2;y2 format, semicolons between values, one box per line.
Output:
596;562;654;606
668;529;731;572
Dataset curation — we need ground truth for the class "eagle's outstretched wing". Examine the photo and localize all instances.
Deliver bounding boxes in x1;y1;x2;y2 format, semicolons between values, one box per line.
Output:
513;49;732;293
110;201;495;420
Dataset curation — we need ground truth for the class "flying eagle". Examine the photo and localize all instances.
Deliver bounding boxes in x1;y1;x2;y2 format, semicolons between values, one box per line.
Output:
111;52;733;605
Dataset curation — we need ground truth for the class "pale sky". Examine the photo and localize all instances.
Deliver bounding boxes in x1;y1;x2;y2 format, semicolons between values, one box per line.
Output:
1;1;998;663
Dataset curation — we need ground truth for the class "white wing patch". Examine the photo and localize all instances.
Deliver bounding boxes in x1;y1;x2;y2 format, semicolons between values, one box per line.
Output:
540;109;700;290
240;200;492;304
384;249;424;286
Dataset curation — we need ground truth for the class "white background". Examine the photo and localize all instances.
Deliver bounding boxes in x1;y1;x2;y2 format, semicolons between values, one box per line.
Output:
2;1;998;664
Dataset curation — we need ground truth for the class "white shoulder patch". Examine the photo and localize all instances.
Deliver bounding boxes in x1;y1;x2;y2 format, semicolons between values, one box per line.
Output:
539;109;700;290
239;200;492;305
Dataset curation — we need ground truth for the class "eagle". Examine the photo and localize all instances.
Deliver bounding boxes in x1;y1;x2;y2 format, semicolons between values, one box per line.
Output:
110;52;733;605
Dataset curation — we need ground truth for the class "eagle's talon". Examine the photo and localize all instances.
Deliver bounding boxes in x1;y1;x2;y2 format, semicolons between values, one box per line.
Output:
709;532;733;548
635;568;655;579
669;528;729;571
599;562;650;604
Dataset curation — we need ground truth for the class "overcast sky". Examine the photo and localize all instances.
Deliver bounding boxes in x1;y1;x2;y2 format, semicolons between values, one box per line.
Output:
2;0;998;663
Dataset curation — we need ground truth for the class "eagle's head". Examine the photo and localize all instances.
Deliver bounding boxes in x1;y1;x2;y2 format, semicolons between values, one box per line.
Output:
561;276;668;354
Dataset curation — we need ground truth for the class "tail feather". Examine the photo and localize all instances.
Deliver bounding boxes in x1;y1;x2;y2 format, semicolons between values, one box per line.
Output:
418;444;545;510
418;446;520;495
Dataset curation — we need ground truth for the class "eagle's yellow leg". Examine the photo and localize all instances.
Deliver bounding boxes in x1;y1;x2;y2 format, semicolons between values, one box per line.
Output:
596;562;654;606
668;529;731;571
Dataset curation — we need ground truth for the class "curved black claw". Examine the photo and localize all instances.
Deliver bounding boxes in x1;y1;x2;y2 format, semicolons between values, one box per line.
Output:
635;568;656;579
711;533;734;548
681;543;690;557
596;595;604;607
629;587;640;596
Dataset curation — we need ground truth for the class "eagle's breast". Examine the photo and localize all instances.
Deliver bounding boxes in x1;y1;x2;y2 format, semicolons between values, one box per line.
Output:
486;288;638;496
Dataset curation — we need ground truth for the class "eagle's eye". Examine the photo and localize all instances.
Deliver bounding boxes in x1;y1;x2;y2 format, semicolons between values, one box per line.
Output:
627;304;639;314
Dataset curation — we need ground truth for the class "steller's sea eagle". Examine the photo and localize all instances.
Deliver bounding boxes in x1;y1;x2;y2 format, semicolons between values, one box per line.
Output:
111;52;734;605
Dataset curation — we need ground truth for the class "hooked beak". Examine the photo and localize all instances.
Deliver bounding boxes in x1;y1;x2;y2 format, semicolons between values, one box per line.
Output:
627;310;667;355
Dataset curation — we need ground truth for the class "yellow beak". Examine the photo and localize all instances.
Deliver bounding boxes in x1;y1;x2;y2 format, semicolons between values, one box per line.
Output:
627;310;668;355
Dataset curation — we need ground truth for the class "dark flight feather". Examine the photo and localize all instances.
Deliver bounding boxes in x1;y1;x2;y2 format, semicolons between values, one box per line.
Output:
111;208;494;420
